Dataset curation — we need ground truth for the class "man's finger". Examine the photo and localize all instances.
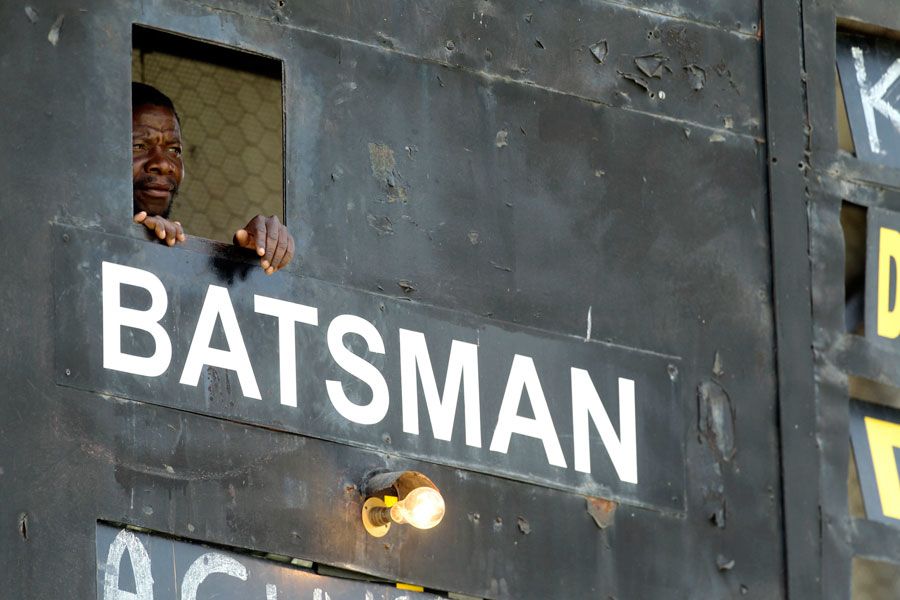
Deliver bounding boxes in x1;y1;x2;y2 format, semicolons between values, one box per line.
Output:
253;219;267;257
234;228;250;248
140;215;158;232
261;219;280;271
155;219;167;240
269;227;289;274
175;221;186;243
278;235;295;273
133;211;148;224
165;221;178;246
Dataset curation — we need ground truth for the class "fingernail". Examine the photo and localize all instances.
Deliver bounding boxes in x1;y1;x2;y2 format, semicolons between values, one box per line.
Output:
257;247;265;256
261;260;270;269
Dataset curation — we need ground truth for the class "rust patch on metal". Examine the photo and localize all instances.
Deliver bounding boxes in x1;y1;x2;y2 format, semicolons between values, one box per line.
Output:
585;496;617;529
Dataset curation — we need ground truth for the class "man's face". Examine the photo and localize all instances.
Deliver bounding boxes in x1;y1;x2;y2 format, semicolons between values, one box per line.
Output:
132;104;184;217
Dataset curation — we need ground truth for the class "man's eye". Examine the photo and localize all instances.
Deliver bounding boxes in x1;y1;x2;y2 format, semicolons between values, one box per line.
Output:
169;147;183;157
132;143;146;152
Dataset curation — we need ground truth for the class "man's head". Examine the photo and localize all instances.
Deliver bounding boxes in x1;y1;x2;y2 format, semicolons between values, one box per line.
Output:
132;82;183;217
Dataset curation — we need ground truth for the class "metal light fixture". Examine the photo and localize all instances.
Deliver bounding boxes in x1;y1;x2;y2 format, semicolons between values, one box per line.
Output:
361;471;446;537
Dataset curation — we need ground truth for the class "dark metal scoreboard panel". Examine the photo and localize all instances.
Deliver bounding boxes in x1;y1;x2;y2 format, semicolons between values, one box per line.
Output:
0;0;797;598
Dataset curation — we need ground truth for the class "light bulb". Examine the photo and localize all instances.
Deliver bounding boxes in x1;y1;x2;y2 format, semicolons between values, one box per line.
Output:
390;487;445;530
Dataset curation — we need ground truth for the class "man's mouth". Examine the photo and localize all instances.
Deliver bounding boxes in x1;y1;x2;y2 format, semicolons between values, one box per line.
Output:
140;187;172;198
136;179;176;198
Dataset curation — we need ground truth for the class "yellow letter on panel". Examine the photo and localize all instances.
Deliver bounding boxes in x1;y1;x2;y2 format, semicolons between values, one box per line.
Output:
865;416;900;520
877;227;900;339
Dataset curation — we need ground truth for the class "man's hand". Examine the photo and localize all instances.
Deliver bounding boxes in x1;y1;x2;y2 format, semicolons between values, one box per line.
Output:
233;215;294;275
134;211;186;246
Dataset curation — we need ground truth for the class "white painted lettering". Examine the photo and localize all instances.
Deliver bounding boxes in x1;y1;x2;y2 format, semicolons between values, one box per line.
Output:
325;315;389;425
102;261;172;377
852;46;900;155
489;354;567;468
254;295;319;407
102;529;154;600
400;329;481;447
571;370;638;483
180;285;261;399
181;552;247;600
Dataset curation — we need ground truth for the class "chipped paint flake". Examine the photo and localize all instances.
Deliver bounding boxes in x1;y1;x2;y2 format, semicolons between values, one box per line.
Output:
585;306;592;341
589;40;608;64
698;380;735;462
712;351;724;377
47;14;64;46
685;64;706;91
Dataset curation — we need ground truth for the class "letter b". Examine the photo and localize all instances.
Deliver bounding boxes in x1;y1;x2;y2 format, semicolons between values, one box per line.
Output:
102;262;172;377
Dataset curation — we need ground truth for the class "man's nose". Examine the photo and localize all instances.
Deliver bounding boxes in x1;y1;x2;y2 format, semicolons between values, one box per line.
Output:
145;146;176;175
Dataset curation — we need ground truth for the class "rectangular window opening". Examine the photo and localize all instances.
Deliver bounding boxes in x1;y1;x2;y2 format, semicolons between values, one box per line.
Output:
132;25;284;244
848;441;866;519
842;201;867;334
852;557;900;599
850;377;900;412
835;65;856;156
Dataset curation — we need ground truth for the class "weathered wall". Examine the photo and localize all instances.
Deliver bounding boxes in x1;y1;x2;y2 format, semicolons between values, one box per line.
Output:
0;1;783;598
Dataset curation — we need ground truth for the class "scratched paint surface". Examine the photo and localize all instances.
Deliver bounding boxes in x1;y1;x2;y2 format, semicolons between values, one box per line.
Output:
1;0;784;598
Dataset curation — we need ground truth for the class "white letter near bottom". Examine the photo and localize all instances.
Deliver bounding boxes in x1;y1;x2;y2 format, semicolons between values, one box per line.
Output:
181;553;247;600
102;529;154;600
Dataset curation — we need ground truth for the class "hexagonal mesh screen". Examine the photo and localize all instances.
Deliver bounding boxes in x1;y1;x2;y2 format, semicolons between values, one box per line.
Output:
132;27;283;243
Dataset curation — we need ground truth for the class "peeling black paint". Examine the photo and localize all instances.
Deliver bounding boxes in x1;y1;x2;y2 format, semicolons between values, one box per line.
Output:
698;380;736;462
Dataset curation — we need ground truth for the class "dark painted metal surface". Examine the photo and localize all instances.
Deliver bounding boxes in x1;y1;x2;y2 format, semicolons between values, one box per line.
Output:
761;0;822;597
54;225;684;510
0;0;810;598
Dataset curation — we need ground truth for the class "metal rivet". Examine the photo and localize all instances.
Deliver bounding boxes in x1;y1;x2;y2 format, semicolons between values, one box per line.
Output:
64;368;71;376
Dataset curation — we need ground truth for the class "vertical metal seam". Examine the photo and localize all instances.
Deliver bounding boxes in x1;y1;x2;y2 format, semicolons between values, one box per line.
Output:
762;0;823;597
